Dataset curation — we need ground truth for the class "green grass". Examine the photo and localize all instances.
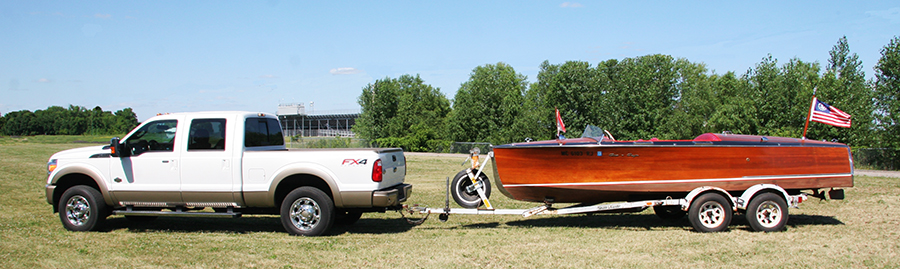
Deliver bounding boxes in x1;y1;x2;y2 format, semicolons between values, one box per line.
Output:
1;142;898;268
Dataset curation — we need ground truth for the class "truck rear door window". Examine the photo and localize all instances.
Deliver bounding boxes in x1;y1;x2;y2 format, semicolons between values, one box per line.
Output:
245;118;284;147
188;118;226;150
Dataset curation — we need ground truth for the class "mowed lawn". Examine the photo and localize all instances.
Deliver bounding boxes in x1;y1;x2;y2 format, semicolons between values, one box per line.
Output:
1;141;898;268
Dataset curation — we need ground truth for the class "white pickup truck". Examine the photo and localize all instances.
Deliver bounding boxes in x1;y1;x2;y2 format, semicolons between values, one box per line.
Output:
45;111;410;236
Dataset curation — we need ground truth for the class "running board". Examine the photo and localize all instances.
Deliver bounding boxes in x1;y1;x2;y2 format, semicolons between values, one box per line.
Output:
113;206;241;218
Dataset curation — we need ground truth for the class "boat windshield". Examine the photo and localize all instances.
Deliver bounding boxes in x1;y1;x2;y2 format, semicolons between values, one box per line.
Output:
580;125;606;141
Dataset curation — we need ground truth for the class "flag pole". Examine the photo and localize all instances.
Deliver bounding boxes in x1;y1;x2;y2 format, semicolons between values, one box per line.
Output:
802;87;818;140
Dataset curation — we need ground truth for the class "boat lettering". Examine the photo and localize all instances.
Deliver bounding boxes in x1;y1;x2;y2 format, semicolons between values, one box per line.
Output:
560;151;638;157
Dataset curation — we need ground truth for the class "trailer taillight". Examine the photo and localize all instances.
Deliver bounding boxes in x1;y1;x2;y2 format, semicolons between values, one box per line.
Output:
372;159;383;182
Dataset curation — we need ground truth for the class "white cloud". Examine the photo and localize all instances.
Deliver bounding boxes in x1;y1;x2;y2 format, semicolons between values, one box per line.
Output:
259;74;277;78
330;67;362;75
560;2;583;8
94;13;112;19
35;78;52;83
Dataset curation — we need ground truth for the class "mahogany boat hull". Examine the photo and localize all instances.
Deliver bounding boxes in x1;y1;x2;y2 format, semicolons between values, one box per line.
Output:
490;134;854;204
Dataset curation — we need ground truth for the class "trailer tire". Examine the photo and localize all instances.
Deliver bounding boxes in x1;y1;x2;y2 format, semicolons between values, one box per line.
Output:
688;193;732;232
745;192;788;232
451;169;491;209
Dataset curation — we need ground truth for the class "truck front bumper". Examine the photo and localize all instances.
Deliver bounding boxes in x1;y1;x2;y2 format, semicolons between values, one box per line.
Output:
372;183;412;207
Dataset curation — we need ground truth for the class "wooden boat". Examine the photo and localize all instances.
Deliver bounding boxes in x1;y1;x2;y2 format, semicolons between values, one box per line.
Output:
489;127;854;204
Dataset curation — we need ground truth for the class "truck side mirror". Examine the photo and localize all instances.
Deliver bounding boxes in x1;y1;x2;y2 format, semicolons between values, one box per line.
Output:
110;138;120;157
110;137;130;157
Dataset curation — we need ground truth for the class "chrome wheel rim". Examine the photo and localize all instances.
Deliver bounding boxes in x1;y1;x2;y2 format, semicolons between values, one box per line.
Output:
289;197;320;231
697;201;725;228
65;195;91;226
755;201;782;228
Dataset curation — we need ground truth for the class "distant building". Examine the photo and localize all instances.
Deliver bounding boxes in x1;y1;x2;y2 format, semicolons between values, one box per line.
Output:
276;103;360;137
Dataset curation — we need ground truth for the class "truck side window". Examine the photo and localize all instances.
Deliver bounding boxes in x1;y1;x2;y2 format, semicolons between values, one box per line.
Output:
189;119;226;150
245;118;284;147
125;120;178;156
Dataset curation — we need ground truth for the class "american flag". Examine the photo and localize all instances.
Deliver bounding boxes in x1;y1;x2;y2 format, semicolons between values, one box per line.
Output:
809;97;851;128
555;108;566;133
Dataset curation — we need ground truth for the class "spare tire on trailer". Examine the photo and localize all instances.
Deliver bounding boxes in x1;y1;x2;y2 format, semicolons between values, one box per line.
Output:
450;169;491;209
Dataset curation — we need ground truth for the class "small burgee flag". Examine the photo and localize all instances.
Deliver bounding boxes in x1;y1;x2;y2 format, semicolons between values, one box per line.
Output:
809;97;851;128
555;108;566;133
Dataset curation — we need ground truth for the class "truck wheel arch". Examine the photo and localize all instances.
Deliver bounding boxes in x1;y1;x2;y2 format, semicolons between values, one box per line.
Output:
49;166;113;212
269;166;343;208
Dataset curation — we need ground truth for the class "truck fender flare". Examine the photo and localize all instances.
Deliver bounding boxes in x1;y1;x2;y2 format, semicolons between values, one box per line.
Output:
735;184;790;210
50;164;114;207
268;164;343;207
682;186;735;211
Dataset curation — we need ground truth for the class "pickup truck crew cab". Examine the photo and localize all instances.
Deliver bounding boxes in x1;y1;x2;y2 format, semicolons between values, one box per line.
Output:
45;111;410;236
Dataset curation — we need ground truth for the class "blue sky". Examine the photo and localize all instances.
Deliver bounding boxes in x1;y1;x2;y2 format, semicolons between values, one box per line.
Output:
2;1;898;121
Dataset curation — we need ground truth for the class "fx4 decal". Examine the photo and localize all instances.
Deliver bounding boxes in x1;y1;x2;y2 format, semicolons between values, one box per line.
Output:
342;159;368;166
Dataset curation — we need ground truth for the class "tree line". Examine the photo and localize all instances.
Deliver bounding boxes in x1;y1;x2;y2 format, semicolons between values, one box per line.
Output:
0;105;139;136
354;36;900;151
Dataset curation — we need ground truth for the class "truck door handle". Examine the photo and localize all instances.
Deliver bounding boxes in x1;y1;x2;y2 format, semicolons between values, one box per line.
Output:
162;160;169;163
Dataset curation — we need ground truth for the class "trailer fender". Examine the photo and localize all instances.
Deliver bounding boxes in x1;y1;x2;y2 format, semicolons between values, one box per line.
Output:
682;186;735;211
735;184;790;211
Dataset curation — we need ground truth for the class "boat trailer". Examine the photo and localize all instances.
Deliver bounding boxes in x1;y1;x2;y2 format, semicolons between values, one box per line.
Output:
400;150;813;232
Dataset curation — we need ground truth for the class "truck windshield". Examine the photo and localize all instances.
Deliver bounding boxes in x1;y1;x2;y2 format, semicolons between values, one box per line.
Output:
245;118;284;147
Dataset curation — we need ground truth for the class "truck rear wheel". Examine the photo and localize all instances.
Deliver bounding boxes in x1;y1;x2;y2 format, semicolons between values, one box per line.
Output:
450;169;491;209
688;192;732;232
745;192;788;232
58;185;108;232
281;187;334;236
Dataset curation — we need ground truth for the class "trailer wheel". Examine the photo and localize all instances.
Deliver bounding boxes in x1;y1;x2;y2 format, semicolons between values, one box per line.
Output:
688;193;732;232
451;169;491;209
745;192;788;232
653;205;686;220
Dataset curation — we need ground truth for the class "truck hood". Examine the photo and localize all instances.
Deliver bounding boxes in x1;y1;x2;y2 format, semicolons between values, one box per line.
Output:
50;145;110;159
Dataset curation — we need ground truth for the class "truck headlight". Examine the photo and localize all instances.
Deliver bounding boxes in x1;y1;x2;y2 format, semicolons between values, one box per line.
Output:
47;159;57;174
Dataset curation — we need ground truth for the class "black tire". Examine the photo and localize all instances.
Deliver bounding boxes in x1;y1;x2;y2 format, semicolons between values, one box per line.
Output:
280;187;334;236
653;205;686;220
688;192;732;232
334;210;363;226
58;185;108;232
450;169;491;209
745;192;789;232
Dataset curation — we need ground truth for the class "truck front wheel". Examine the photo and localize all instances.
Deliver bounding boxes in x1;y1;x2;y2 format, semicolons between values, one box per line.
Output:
58;185;108;232
281;187;334;236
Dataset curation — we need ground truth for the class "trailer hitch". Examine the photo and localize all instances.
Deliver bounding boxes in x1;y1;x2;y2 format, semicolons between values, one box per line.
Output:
400;204;429;225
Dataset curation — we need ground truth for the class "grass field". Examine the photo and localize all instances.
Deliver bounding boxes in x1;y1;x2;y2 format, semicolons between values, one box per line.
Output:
1;141;898;268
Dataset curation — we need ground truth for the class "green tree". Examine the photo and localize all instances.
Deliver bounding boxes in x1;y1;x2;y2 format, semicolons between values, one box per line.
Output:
353;74;450;151
526;60;603;139
2;110;37;135
809;36;875;147
446;62;529;144
875;36;900;148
